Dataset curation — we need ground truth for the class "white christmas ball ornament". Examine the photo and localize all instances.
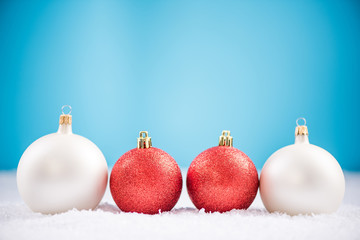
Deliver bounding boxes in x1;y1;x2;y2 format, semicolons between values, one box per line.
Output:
17;106;108;214
260;118;345;215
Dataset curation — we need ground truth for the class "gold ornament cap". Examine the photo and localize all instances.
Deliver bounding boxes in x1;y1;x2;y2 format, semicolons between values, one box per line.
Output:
219;130;233;147
137;131;152;149
295;117;308;136
59;105;72;125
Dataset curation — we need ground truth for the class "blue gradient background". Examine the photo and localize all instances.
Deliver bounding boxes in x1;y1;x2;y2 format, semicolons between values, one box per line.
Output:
0;0;359;171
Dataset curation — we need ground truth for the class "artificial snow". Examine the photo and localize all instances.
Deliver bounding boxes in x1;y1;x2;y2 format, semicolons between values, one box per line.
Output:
1;170;360;240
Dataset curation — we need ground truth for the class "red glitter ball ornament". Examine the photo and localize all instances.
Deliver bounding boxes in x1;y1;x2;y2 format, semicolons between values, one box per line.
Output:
187;130;259;213
110;131;182;214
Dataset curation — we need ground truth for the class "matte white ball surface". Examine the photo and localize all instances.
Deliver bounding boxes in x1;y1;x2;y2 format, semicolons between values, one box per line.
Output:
260;135;345;215
17;125;108;214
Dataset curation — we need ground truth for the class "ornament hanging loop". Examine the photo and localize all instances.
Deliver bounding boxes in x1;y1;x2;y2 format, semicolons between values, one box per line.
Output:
295;117;308;136
137;131;152;149
296;117;306;126
61;105;72;115
219;130;233;147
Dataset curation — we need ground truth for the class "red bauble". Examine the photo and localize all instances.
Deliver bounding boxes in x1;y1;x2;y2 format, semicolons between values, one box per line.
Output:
187;146;259;213
110;147;182;214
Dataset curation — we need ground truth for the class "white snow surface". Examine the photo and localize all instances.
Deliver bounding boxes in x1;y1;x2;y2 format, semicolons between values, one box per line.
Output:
1;170;360;240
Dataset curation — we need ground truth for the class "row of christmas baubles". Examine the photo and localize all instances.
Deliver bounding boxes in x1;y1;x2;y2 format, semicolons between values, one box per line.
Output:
17;106;345;215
